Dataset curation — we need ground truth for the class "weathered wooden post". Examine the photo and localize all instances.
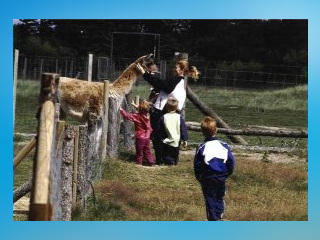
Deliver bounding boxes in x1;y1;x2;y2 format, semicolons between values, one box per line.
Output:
122;93;135;150
72;126;79;207
88;54;93;82
13;137;36;169
76;125;88;206
135;95;140;106
107;97;121;158
186;86;248;145
99;80;109;161
13;49;19;132
49;118;64;221
61;125;75;221
29;73;59;221
13;179;32;203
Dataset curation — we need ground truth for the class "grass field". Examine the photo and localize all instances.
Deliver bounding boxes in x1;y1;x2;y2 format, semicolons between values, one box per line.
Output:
13;147;308;221
70;148;307;221
13;81;308;221
14;81;308;134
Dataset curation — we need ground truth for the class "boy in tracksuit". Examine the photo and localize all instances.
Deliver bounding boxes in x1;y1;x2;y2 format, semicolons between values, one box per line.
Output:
194;116;235;221
158;97;188;165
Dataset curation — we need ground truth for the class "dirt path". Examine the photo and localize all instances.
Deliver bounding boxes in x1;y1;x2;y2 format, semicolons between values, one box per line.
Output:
180;148;306;164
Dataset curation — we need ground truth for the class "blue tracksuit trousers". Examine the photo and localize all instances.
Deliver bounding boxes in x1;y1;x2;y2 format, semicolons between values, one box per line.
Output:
201;180;226;221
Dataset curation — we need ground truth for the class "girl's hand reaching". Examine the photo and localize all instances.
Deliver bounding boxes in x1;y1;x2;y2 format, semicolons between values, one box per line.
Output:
131;100;138;109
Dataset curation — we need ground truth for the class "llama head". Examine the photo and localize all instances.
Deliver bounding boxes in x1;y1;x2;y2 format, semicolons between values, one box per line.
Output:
134;53;154;70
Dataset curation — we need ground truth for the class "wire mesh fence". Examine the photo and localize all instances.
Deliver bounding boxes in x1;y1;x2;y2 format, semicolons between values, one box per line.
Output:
16;54;307;87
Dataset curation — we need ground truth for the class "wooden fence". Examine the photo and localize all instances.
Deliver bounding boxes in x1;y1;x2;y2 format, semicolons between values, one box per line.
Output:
13;73;114;221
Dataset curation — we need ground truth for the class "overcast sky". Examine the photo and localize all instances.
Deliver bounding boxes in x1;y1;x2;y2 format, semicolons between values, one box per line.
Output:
13;19;21;25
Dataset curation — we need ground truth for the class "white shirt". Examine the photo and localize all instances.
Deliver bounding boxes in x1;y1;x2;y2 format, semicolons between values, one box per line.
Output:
154;79;186;111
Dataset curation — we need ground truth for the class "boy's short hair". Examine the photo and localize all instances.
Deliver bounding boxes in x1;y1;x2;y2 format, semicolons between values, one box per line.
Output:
138;100;150;114
166;97;178;112
201;116;218;137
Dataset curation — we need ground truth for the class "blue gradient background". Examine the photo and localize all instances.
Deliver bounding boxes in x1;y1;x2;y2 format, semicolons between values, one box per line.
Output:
4;0;318;239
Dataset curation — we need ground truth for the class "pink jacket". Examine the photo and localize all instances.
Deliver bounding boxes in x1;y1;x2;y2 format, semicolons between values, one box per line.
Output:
120;109;152;139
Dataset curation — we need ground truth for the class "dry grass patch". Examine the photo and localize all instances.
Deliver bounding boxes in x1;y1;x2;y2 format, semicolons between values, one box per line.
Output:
72;149;307;221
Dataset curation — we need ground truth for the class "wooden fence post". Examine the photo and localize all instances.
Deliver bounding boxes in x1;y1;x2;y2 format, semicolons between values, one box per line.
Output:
135;95;140;106
61;125;75;221
77;125;87;206
72;126;79;206
29;73;59;221
29;101;55;221
88;54;93;82
187;86;248;145
122;93;135;150
99;80;109;161
13;49;19;132
186;121;308;138
49;120;64;221
107;97;121;158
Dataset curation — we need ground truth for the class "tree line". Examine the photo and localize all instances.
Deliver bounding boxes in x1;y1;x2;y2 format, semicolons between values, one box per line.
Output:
13;19;307;74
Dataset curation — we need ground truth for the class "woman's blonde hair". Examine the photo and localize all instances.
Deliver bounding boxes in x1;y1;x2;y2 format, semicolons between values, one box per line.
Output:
201;116;218;137
176;60;200;81
138;100;150;114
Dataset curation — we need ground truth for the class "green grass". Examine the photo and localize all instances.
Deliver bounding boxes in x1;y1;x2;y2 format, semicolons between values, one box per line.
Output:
15;81;308;135
13;143;34;221
13;143;34;189
71;148;308;221
14;81;40;133
134;84;309;149
192;84;308;111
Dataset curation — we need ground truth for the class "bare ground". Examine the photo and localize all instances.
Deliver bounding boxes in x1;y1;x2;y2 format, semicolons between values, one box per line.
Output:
13;196;29;220
180;148;306;164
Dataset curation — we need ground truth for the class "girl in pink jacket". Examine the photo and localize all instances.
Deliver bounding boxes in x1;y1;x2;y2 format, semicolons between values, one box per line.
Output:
120;100;154;166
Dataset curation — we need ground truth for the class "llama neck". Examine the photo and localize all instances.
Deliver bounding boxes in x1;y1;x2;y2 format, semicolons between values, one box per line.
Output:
111;63;138;96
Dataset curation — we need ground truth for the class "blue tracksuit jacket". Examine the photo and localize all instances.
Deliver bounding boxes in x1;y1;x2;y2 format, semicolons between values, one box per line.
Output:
194;136;235;184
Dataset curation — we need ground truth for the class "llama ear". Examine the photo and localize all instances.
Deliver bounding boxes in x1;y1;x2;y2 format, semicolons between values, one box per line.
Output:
146;53;153;58
135;53;153;63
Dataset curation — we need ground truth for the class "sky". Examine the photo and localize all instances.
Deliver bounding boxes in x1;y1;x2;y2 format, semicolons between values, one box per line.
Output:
13;19;21;24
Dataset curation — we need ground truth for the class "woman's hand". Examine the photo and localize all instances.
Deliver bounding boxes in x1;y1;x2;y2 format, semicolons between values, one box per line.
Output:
136;63;146;74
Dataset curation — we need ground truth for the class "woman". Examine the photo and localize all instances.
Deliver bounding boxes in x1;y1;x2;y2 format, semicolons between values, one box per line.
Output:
136;59;199;165
137;60;199;112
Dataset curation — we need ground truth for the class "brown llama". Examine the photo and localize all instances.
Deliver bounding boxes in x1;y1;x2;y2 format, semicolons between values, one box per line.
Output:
56;54;153;125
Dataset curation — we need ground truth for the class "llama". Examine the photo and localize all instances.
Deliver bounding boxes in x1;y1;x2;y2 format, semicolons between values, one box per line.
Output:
57;53;153;125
